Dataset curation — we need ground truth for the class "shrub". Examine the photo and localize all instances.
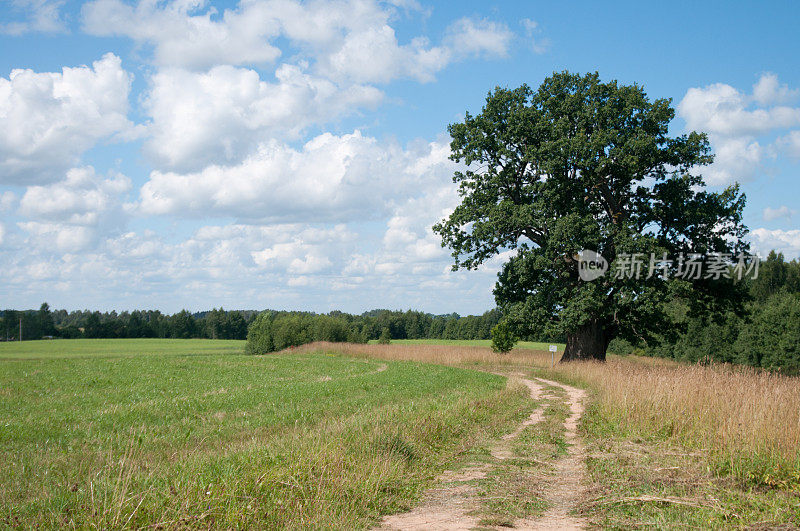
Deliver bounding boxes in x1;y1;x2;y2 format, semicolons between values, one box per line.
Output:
245;312;274;354
490;321;516;353
735;293;800;374
272;315;313;350
377;327;392;344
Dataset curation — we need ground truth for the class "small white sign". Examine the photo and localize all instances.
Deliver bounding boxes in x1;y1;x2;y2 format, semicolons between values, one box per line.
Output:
549;344;557;352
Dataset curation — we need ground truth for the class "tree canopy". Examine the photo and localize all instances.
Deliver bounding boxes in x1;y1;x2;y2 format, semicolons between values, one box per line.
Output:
434;71;749;361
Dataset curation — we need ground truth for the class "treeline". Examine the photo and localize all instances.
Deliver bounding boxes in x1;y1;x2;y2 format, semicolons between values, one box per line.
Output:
0;306;256;341
243;308;504;354
613;251;800;374
0;305;503;344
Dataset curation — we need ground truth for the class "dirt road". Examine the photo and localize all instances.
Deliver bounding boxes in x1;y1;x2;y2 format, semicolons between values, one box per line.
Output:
377;374;589;530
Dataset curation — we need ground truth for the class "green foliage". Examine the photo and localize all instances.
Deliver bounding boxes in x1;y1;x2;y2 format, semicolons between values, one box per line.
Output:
271;314;313;350
735;293;800;374
630;251;800;374
434;71;748;359
377;327;392;344
2;305;503;343
245;312;274;355
748;250;800;302
490;321;516;353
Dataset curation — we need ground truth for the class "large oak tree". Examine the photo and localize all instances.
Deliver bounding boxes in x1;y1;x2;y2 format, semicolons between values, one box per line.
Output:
434;72;748;361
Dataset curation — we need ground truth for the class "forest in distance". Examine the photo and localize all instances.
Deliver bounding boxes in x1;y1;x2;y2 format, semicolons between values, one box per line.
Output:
2;251;799;374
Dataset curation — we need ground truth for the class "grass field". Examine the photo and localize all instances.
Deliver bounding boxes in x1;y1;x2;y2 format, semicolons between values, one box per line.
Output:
314;341;800;528
0;339;532;528
3;338;799;528
0;338;245;360
367;338;564;351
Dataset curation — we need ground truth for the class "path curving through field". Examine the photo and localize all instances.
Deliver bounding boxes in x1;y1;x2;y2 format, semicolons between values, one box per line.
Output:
377;374;590;531
515;377;588;530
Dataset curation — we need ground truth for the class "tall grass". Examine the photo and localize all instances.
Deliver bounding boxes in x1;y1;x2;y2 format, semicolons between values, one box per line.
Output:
296;341;551;367
547;358;800;488
314;341;800;489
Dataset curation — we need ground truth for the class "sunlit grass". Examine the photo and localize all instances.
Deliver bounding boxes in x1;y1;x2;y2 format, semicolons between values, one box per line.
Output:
0;339;530;528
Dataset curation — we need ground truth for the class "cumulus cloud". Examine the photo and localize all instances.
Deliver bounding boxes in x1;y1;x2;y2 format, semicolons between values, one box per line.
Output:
443;17;513;59
762;205;796;222
17;222;97;252
753;72;799;106
81;0;283;69
143;64;382;171
1;0;524;312
1;0;67;35
677;73;800;185
0;54;137;184
679;82;800;137
82;0;513;81
16;166;131;251
138;131;455;222
750;228;800;258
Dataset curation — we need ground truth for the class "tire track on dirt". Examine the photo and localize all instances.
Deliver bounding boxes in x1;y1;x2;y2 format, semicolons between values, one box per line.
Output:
515;377;588;530
377;378;547;531
376;374;589;531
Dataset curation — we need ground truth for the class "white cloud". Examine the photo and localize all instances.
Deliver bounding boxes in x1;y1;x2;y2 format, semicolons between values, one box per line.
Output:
17;222;97;252
19;166;131;224
81;0;283;69
777;130;800;159
15;166;131;252
753;72;799;106
520;18;550;55
443;17;513;59
678;80;800;138
703;137;767;186
762;205;796;222
0;191;16;211
143;64;382;171
750;228;800;258
1;0;67;35
138;131;455;222
318;24;450;84
82;0;512;81
1;1;522;313
677;73;800;185
0;54;136;184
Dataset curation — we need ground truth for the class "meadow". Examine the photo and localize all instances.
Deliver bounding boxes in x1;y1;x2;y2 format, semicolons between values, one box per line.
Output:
0;339;531;528
308;341;800;527
2;338;798;528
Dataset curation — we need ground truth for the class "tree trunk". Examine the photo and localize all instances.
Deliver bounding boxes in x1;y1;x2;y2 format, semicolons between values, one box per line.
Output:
561;319;610;362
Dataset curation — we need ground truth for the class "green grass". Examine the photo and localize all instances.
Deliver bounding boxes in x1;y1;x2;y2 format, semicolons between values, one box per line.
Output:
0;338;245;359
0;339;531;528
367;338;564;351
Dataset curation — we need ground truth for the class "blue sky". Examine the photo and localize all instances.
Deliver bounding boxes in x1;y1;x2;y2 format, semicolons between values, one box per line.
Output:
1;0;799;314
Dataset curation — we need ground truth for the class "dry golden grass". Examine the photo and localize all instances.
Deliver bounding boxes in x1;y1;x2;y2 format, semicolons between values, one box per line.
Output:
296;341;552;367
549;358;800;462
305;341;800;487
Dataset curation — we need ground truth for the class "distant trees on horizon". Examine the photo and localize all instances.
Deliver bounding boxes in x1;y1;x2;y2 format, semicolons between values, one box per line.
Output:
0;305;507;344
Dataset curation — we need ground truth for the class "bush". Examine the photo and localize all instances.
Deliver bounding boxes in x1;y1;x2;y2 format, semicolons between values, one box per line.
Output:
245;312;274;354
312;315;349;342
272;315;313;350
377;327;392;344
490;321;516;353
735;293;800;374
